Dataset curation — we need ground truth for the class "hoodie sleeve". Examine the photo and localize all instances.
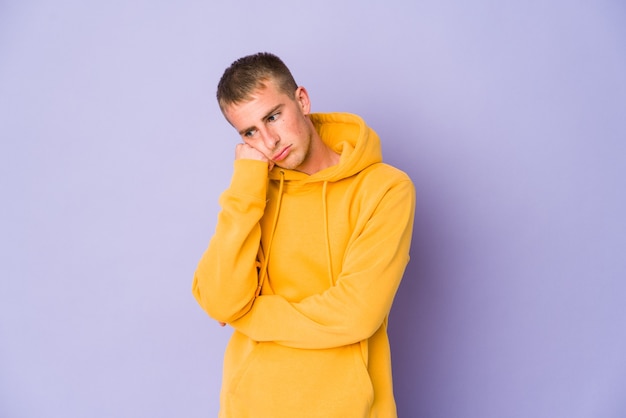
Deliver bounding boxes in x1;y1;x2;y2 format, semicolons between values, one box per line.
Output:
229;177;416;349
192;159;268;323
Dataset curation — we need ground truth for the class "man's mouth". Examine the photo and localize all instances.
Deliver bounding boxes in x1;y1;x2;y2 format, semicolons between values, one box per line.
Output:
272;145;292;162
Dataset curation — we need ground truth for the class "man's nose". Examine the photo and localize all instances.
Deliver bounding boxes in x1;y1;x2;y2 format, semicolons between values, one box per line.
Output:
260;128;278;149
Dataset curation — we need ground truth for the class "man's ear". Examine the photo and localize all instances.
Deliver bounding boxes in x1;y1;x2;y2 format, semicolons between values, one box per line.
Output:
295;86;311;115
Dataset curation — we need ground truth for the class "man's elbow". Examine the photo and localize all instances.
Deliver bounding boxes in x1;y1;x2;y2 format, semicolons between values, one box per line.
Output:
342;313;386;344
192;279;254;323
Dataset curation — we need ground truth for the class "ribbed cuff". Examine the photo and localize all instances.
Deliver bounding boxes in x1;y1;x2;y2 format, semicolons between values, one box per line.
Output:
228;159;269;199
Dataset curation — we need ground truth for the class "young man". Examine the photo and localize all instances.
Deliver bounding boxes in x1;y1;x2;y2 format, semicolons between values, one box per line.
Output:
193;52;415;418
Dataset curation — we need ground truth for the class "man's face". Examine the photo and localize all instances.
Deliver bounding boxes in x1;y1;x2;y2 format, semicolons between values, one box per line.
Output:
223;80;316;173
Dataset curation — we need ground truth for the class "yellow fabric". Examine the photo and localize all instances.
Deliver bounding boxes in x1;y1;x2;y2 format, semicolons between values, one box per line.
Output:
193;112;415;417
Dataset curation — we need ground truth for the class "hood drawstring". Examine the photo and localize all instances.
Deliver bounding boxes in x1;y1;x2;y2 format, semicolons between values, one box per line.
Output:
256;170;285;297
257;174;335;295
322;181;334;285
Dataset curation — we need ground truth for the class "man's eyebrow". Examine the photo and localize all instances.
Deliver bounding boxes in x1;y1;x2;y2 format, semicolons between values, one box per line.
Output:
238;104;284;135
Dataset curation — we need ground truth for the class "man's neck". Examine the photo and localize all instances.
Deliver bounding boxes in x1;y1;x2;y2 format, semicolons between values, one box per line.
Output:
300;133;340;175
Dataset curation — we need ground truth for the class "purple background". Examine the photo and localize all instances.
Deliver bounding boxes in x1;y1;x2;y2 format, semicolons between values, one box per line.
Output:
1;1;625;417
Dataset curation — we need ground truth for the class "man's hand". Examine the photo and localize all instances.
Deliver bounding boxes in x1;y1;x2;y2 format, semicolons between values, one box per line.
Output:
235;143;274;170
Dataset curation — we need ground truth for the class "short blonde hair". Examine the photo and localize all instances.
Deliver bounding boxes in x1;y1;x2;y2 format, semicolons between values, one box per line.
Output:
216;52;298;112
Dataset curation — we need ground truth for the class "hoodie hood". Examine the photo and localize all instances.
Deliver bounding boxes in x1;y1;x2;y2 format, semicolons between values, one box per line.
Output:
268;112;382;183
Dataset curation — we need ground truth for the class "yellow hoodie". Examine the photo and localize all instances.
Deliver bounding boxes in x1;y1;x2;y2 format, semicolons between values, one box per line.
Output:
193;113;415;418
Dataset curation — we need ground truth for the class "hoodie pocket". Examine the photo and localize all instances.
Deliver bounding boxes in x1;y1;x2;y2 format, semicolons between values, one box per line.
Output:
225;342;374;418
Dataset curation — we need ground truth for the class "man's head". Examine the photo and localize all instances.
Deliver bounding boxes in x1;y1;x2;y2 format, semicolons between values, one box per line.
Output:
217;52;298;114
216;52;338;174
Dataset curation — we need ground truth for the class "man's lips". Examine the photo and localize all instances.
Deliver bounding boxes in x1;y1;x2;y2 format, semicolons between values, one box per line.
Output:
272;145;292;162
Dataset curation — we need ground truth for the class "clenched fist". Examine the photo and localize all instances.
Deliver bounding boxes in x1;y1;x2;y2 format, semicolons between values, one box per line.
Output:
235;143;274;170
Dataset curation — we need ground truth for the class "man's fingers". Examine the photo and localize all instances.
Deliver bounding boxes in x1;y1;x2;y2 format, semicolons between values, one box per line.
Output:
235;143;268;162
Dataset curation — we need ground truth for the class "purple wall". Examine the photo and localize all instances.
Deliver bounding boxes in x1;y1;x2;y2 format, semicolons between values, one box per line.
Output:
1;1;625;417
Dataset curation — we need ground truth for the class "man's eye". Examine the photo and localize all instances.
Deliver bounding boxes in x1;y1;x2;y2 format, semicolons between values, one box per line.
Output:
244;130;255;137
268;113;279;122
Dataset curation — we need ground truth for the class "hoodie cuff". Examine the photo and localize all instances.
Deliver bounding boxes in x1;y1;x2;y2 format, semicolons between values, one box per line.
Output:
228;159;269;199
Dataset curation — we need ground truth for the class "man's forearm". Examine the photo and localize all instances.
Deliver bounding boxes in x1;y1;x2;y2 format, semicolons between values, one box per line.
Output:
192;159;269;323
